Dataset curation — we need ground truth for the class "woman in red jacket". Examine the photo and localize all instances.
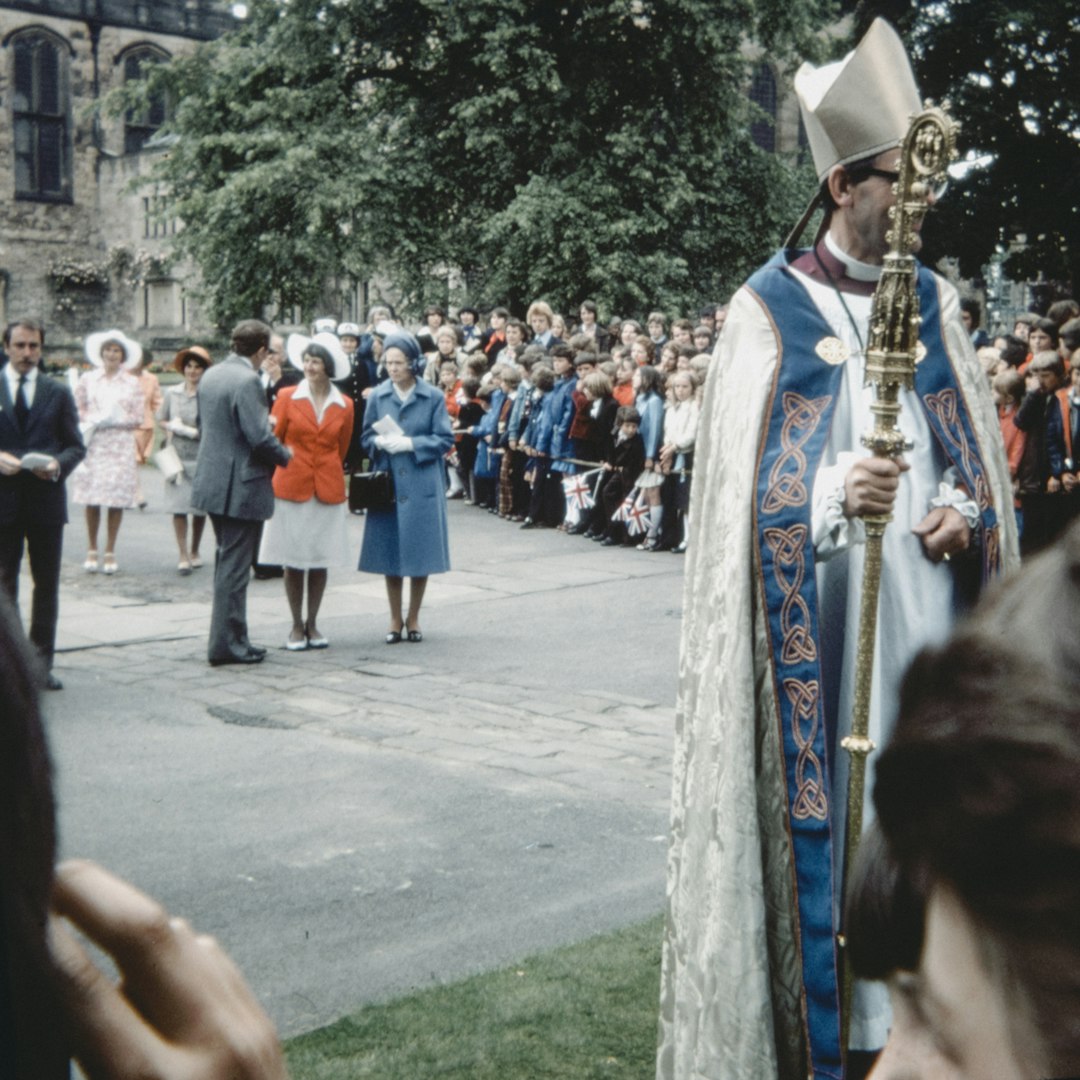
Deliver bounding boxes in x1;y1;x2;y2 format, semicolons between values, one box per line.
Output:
257;332;354;650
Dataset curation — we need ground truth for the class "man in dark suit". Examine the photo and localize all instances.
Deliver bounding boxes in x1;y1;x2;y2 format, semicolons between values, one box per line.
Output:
191;319;291;666
0;319;86;689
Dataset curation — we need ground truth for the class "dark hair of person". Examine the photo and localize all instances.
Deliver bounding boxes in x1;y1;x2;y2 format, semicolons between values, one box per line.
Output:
633;336;656;363
489;306;509;320
677;343;698;360
568;333;595;355
872;523;1080;1073
580;300;598;317
1060;318;1080;355
532;366;556;392
505;318;528;338
550;344;574;362
959;297;982;327
3;319;45;347
0;597;68;1076
460;375;481;397
636;363;664;396
303;344;334;373
230;319;272;357
819;153;879;215
616;405;641;425
1033;317;1060;348
998;334;1028;368
1047;299;1080;327
845;824;926;981
424;305;446;320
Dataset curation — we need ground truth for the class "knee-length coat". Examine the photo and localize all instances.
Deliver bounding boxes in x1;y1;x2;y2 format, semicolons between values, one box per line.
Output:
358;378;454;577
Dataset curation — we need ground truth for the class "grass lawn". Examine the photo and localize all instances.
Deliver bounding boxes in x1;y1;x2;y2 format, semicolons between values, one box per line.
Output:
285;914;664;1079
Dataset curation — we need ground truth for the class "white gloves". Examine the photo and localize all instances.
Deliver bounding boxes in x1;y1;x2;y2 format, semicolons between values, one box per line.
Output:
166;419;199;438
375;434;414;455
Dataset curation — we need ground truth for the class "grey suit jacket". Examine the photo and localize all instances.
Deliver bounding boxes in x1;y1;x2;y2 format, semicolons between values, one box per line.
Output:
191;353;290;520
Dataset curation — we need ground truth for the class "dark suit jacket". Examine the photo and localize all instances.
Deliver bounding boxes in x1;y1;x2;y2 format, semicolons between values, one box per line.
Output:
0;372;85;528
191;354;291;521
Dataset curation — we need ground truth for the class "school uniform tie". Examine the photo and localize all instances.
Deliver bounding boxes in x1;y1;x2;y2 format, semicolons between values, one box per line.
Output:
14;375;30;430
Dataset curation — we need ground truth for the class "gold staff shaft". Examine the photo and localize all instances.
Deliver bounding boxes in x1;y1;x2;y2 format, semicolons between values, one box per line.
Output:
838;103;957;1057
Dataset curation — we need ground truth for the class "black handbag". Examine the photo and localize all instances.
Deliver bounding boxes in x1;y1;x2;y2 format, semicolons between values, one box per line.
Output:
349;470;396;512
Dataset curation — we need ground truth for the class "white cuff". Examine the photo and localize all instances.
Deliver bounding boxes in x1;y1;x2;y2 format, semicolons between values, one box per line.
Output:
929;481;979;531
812;452;865;558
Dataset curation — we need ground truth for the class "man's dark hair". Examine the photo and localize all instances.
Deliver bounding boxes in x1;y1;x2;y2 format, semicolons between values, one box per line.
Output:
550;344;574;362
488;306;509;320
230;320;272;357
615;405;641;425
3;319;45;347
531;366;556;392
871;523;1080;1073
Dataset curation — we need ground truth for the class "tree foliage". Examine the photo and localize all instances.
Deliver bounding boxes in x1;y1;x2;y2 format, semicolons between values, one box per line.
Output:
126;0;832;327
849;0;1080;293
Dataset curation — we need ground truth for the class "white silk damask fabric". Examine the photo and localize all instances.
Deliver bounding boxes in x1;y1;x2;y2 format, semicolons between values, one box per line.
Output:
656;273;1018;1080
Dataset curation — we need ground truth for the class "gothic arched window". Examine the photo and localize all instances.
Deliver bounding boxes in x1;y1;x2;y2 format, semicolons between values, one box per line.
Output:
122;45;170;154
11;29;71;201
749;63;777;153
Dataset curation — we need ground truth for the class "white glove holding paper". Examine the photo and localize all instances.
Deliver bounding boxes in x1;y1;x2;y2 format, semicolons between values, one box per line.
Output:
375;433;414;455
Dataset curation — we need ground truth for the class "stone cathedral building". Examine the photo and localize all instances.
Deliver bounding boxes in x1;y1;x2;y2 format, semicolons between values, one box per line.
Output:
0;1;237;360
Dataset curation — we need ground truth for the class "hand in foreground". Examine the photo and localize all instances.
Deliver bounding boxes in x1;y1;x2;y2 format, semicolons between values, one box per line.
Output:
842;456;910;517
0;451;22;476
49;860;287;1080
911;505;971;563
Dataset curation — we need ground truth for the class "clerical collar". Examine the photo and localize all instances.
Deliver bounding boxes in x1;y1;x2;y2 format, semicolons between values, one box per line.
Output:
824;231;883;283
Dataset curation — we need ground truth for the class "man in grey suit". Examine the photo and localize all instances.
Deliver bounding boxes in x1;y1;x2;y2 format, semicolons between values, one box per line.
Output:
191;319;291;666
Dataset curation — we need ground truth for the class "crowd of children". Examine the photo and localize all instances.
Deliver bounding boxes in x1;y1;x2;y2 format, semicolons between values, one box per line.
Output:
332;302;720;554
973;298;1080;555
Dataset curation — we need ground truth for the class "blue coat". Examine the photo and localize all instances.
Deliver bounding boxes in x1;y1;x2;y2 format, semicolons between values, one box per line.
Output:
358;379;454;577
548;374;578;474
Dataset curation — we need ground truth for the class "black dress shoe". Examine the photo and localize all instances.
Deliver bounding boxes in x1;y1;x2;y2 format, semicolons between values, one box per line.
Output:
247;645;268;659
209;652;265;667
601;536;621;546
45;672;63;691
566;523;589;535
519;518;535;529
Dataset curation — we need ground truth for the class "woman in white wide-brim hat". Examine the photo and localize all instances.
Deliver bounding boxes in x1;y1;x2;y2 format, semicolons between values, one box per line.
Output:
70;330;145;575
257;332;354;650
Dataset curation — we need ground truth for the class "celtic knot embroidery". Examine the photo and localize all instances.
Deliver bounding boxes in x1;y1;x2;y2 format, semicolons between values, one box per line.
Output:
924;389;990;509
784;678;828;821
762;392;831;514
764;524;816;664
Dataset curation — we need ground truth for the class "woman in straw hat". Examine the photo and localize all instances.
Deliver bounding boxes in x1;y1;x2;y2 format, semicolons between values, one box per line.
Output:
70;330;144;575
156;346;212;574
257;332;354;650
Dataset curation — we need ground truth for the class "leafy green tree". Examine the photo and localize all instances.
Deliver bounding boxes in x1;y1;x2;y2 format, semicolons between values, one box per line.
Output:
128;0;833;327
848;0;1080;294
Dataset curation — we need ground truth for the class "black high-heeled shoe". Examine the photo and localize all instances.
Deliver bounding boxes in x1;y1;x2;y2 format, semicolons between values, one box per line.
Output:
385;630;403;644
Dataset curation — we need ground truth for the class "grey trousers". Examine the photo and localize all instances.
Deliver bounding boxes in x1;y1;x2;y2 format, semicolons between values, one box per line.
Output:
207;514;261;663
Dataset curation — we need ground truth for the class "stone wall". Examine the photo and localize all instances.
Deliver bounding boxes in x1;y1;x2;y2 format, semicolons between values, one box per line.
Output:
0;1;234;364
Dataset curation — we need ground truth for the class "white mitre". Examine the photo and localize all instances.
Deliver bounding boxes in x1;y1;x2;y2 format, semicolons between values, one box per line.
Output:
795;18;922;181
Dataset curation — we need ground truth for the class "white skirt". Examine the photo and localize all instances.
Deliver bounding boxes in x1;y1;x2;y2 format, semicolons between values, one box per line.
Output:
258;497;351;570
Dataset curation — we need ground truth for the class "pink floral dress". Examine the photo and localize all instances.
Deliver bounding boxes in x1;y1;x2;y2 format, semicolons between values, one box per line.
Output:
71;369;144;508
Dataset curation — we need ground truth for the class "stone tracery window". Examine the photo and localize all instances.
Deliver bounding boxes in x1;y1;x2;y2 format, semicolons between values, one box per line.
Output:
11;29;71;201
749;63;777;153
122;45;171;154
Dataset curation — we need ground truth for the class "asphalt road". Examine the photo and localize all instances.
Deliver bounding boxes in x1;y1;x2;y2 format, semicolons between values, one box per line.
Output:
39;470;685;1036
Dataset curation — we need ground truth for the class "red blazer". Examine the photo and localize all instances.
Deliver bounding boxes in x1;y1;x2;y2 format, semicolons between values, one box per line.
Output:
271;385;354;504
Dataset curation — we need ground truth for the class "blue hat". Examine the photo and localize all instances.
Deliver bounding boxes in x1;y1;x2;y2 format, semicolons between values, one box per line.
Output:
382;332;424;375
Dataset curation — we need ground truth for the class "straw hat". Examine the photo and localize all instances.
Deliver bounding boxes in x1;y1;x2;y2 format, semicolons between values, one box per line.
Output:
172;345;213;374
286;332;350;381
84;329;141;370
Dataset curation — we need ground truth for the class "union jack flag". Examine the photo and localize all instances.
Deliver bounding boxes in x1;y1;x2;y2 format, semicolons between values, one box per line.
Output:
561;469;599;526
613;488;649;535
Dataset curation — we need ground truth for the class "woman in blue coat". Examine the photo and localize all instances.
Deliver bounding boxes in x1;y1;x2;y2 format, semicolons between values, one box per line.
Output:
359;333;454;643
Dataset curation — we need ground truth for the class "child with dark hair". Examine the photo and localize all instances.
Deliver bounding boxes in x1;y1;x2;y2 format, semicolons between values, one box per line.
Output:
588;405;645;545
452;376;483;503
519;365;557;528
